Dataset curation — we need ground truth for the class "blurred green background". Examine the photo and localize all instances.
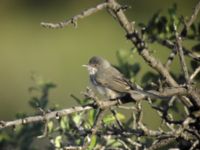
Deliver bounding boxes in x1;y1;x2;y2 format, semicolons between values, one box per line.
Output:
0;0;198;121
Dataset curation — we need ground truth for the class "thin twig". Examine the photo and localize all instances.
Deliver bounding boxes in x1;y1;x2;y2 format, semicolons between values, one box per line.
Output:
147;137;176;150
64;146;83;150
174;25;189;82
186;0;200;29
133;101;143;150
117;105;137;111
189;140;199;150
157;39;200;67
110;108;124;130
118;139;132;150
41;3;108;29
165;47;177;70
189;66;200;82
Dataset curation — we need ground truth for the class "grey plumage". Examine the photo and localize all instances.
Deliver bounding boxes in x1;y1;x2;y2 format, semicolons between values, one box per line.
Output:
84;56;166;100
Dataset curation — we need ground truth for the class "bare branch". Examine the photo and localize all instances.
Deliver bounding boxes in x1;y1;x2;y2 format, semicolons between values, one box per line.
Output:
41;3;108;29
64;146;83;150
0;101;118;129
186;0;200;29
189;140;199;150
147;137;176;150
159;39;200;69
189;66;200;82
174;27;189;82
148;87;187;97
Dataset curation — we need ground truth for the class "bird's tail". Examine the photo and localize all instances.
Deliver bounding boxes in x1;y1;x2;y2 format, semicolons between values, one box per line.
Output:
128;84;170;101
125;80;170;101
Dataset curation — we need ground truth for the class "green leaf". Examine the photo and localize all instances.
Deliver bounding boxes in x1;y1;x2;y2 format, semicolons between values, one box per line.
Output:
88;109;96;126
29;97;40;108
73;113;82;125
0;132;10;142
47;121;54;133
107;139;122;148
88;135;97;150
103;113;125;125
60;116;69;131
54;135;62;148
168;3;177;18
131;47;137;53
116;49;130;65
141;71;158;85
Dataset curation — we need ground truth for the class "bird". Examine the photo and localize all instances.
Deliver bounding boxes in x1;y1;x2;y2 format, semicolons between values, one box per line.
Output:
83;56;150;100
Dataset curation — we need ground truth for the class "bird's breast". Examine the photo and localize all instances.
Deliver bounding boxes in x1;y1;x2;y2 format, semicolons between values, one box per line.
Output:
90;75;98;86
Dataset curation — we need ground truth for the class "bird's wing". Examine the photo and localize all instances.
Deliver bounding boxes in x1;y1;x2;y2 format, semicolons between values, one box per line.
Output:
95;67;131;93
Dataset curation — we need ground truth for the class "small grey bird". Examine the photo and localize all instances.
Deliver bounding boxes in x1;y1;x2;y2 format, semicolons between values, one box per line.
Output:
83;56;146;100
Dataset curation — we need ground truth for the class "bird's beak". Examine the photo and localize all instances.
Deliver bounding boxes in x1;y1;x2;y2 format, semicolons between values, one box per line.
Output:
82;64;89;68
82;64;97;75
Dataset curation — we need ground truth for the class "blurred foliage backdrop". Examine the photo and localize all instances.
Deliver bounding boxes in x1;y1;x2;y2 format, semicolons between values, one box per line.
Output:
0;0;199;121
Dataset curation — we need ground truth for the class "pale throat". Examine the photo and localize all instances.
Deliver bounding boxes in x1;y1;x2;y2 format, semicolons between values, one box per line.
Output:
87;66;98;75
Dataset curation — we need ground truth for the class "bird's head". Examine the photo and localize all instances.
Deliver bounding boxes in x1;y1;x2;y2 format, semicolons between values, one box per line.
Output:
83;56;111;75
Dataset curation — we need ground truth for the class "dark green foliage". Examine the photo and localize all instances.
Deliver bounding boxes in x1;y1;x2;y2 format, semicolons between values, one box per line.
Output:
139;4;179;41
0;75;56;150
139;3;200;43
141;71;159;88
192;43;200;52
116;49;140;81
